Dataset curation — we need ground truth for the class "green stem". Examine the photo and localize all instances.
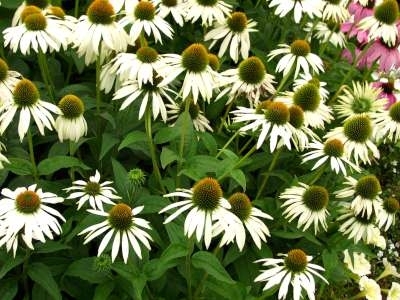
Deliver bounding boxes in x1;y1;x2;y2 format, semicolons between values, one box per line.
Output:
255;148;282;200
186;237;195;300
69;141;76;182
216;129;241;158
74;0;80;18
308;164;326;185
139;32;148;48
145;108;165;194
217;145;257;181
176;99;191;187
217;101;233;133
37;50;56;103
27;128;39;183
274;64;295;95
238;137;254;155
22;248;31;300
95;55;102;116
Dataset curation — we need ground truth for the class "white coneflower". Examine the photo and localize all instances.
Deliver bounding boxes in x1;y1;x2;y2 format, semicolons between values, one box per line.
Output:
372;101;400;143
376;197;399;231
64;170;121;211
166;98;213;132
3;5;70;55
153;0;186;26
276;82;333;129
183;0;231;27
302;138;361;175
267;40;324;79
72;0;129;65
0;58;22;107
343;250;371;277
280;183;330;234
0;184;65;257
231;101;294;151
293;74;329;101
358;0;399;47
268;0;324;23
218;56;276;105
54;94;87;142
254;249;328;300
304;19;347;48
161;43;219;104
79;203;153;263
11;0;51;26
119;0;173;44
159;177;241;249
204;12;257;63
321;0;350;22
324;114;380;165
44;5;78;33
334;81;387;121
335;175;383;218
0;79;60;141
217;192;272;251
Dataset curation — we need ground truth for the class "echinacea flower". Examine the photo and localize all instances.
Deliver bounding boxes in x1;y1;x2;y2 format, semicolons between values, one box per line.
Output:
268;0;324;23
0;184;65;257
376;197;398;230
302;139;361;175
72;0;129;65
0;78;60;141
305;19;347;48
64;170;121;211
293;74;329;100
183;0;232;26
159;177;241;249
254;249;328;300
322;0;350;22
204;12;257;63
358;276;382;300
119;0;173;44
343;250;371;277
3;5;70;55
372;101;400;142
280;183;330;234
54;94;87;142
11;0;51;26
153;0;186;26
267;39;324;79
364;38;400;72
372;70;400;108
0;58;22;107
79;203;153;262
358;0;400;47
217;192;272;250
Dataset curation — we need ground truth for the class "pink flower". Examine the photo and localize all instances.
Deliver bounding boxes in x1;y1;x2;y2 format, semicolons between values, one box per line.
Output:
341;46;371;69
365;39;400;72
341;21;369;44
348;2;373;23
372;79;399;108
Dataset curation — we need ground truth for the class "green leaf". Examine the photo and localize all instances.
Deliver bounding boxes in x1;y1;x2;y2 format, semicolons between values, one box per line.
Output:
154;126;181;144
0;255;25;279
93;281;115;300
6;157;32;175
112;262;146;300
160;147;179;169
198;132;217;155
230;169;247;190
135;195;171;214
118;131;147;151
271;230;304;239
35;241;72;254
0;278;18;300
180;155;220;180
37;156;90;175
192;251;235;284
64;257;108;284
100;133;119;160
99;112;116;129
27;262;62;300
111;158;129;198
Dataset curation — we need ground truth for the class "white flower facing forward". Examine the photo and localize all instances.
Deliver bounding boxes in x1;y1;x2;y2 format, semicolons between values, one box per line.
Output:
334;81;387;121
267;40;324;80
153;0;186;27
119;0;173;44
254;249;328;300
3;5;69;55
79;203;153;263
280;183;330;234
0;79;60;142
358;277;382;300
218;56;276;105
161;43;218;104
343;250;371;277
376;197;399;231
302;139;361;175
324;114;380;165
160;177;241;249
268;0;324;23
231;101;294;151
55;94;87;142
217;192;273;251
0;58;22;107
0;184;65;257
373;101;400;143
293;74;329;101
183;0;231;27
72;0;129;65
335;175;383;219
358;0;399;47
64;170;121;211
204;12;257;63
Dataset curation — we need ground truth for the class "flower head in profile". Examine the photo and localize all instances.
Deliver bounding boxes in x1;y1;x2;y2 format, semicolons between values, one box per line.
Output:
12;0;52;26
64;170;121;211
343;250;371;277
3;5;70;55
79;203;153;263
72;0;129;65
159;177;240;249
324;114;380;165
204;12;257;63
119;0;173;44
280;183;330;234
0;78;60;141
183;0;231;26
388;282;400;300
335;175;383;218
376;196;399;230
267;40;324;79
217;192;272;251
0;58;22;107
322;0;350;22
55;94;87;142
0;184;65;257
254;249;328;300
358;0;399;47
372;101;400;143
268;0;324;23
376;258;400;281
218;56;276;105
358;276;382;300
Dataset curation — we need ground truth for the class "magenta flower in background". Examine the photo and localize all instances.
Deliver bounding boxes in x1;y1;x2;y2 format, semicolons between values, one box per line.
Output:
365;38;400;72
348;1;373;22
372;71;400;108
